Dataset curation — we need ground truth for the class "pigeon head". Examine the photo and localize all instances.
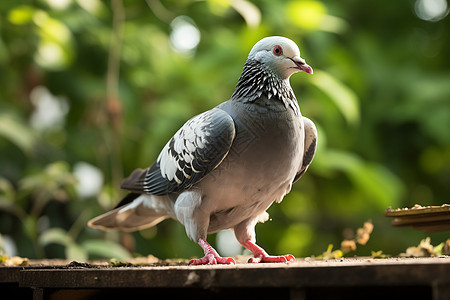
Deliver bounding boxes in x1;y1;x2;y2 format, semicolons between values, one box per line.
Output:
247;36;313;80
232;36;312;113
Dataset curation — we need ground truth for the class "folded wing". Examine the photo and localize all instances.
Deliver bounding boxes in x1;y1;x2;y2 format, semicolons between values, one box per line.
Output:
121;108;236;196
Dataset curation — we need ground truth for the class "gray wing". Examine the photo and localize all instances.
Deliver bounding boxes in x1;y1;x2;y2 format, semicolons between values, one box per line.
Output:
293;117;317;183
120;108;235;196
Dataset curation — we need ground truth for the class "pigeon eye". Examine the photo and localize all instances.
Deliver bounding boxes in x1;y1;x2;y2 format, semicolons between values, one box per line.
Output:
272;45;283;56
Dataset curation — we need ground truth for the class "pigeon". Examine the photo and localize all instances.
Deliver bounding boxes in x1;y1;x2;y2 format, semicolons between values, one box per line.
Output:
88;36;317;265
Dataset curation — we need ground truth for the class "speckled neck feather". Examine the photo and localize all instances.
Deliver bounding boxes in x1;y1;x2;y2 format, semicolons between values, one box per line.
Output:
231;60;300;115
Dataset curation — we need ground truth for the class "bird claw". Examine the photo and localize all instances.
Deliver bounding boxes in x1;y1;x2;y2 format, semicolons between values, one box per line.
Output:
248;254;295;263
189;238;236;265
242;240;295;263
189;254;236;265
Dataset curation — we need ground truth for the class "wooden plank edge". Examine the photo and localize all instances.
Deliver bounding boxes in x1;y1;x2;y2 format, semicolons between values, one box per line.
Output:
18;257;450;289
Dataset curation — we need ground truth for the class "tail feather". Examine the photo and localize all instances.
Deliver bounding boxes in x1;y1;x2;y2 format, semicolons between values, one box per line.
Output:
88;194;172;232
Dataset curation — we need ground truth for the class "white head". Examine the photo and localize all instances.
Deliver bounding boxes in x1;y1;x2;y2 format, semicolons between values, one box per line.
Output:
248;36;313;80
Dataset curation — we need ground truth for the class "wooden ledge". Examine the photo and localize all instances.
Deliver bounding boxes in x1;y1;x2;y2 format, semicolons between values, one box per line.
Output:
1;257;449;299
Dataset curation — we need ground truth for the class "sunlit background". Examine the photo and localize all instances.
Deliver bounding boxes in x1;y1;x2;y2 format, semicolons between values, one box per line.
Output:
0;0;449;261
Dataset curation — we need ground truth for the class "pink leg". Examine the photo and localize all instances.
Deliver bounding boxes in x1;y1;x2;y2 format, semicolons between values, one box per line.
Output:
242;240;295;263
188;238;236;265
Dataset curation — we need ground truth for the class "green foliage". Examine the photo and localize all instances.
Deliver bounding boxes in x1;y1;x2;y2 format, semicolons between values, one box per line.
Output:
309;70;359;125
0;113;36;154
0;0;449;260
315;244;343;260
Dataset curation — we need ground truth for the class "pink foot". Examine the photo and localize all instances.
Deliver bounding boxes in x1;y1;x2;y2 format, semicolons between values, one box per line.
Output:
248;253;295;263
242;240;295;263
189;238;236;265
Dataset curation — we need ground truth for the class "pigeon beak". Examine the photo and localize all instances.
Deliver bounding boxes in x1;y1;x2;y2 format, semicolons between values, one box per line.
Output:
291;56;313;74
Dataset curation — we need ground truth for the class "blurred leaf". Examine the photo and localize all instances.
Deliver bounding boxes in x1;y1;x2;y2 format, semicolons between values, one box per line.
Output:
433;242;444;256
350;162;403;209
39;228;72;247
7;5;35;25
316;244;343;260
0;254;7;264
314;150;404;209
33;11;75;70
0;113;36;155
76;0;107;16
20;161;77;202
207;0;232;16
66;242;88;261
286;1;347;33
371;250;390;259
39;228;88;260
230;0;261;28
23;216;38;240
0;177;26;218
81;240;131;259
287;0;326;30
320;15;349;34
0;177;15;204
310;70;360;125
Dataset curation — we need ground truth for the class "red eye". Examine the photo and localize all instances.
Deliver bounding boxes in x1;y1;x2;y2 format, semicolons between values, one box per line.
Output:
272;45;283;56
